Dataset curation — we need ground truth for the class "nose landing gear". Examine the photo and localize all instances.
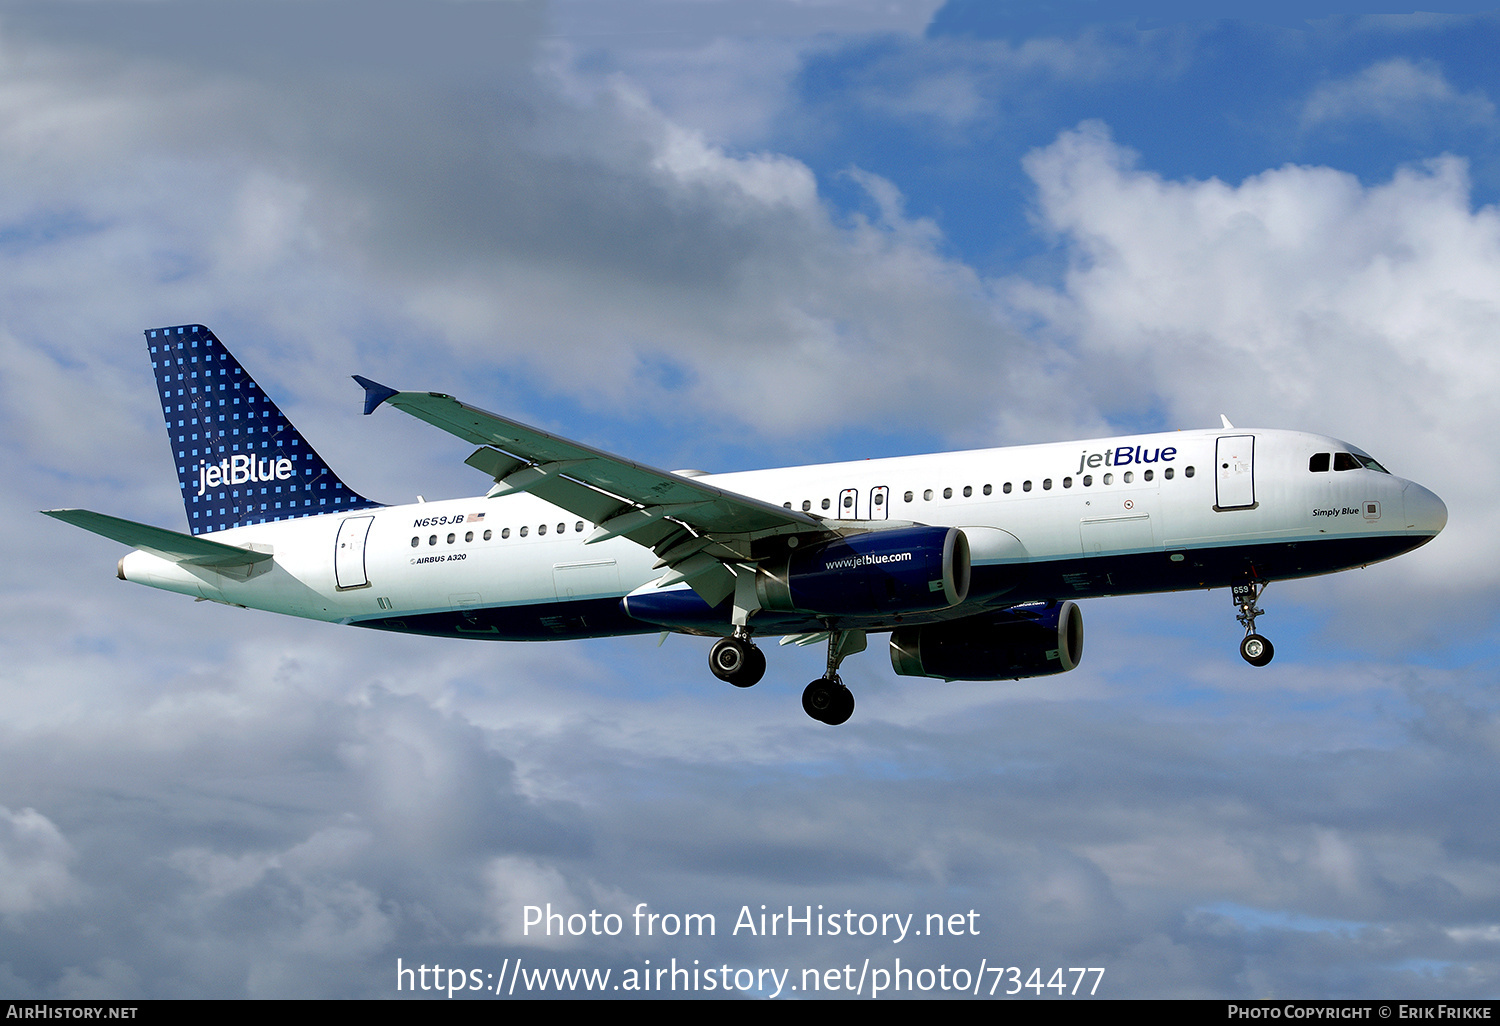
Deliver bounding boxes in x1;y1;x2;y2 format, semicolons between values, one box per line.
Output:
1232;580;1274;667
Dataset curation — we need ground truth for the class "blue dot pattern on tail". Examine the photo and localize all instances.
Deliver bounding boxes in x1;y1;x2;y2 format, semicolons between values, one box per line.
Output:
146;324;381;535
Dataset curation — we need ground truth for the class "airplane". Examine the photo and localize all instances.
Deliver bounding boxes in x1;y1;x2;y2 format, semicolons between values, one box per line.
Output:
44;324;1448;725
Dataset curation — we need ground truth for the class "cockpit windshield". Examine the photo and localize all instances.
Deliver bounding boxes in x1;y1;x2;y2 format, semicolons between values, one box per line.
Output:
1316;451;1391;474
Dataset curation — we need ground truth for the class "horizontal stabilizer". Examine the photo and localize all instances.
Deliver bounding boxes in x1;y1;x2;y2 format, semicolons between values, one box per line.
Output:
41;509;273;568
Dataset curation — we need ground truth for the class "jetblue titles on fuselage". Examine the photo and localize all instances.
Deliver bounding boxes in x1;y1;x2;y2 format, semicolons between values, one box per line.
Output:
1076;445;1177;473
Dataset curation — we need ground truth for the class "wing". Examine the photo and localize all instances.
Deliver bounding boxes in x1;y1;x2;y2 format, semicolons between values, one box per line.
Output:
354;377;831;606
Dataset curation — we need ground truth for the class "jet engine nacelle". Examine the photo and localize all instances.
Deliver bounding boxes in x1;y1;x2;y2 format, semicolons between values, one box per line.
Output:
889;601;1083;681
757;525;970;617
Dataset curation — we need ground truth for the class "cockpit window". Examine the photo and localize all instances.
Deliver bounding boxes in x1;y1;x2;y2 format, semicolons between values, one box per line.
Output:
1332;452;1390;473
1309;453;1330;473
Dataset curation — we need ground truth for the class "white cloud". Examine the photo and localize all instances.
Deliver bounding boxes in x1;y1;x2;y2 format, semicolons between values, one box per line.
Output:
1302;58;1497;131
1009;121;1500;589
0;806;80;920
834;28;1194;132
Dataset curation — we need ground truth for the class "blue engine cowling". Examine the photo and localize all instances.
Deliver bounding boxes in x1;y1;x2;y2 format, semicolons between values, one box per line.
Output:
888;601;1083;681
757;525;970;617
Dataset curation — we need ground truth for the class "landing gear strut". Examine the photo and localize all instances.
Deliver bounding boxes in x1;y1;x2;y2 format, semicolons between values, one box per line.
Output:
709;632;765;688
802;629;865;725
1232;580;1274;667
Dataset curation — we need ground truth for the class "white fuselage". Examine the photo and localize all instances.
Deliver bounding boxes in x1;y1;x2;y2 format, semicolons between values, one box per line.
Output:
119;428;1446;641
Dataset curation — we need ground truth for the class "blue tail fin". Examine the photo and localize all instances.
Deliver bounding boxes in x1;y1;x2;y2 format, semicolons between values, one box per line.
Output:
146;324;380;535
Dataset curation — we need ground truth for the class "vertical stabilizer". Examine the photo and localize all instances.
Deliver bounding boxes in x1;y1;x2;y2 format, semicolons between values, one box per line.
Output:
146;324;380;535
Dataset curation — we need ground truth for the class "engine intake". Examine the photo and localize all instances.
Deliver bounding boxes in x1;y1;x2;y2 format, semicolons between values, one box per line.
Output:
889;601;1083;681
758;525;970;617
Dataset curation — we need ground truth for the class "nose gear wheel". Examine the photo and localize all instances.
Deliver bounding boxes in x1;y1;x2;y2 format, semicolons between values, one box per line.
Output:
1233;579;1274;666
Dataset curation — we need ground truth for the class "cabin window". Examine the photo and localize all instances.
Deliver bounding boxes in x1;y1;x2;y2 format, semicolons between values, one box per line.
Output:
1083;475;1092;486
1144;469;1153;482
410;537;419;547
802;500;811;511
538;524;547;535
1063;477;1073;488
1309;453;1330;473
1102;474;1113;485
484;530;493;541
1123;471;1133;483
903;491;913;503
429;535;437;546
1184;466;1195;478
963;485;972;497
576;522;585;532
843;494;854;510
501;528;510;539
465;531;473;542
822;498;831;510
1003;482;1012;494
519;526;528;537
1164;467;1175;480
558;523;566;534
447;533;455;544
1023;480;1032;492
924;489;933;500
983;484;992;495
943;487;953;499
1042;478;1052;490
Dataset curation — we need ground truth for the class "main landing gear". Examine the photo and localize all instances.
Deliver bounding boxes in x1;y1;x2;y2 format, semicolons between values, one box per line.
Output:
1233;580;1275;667
802;629;865;726
707;627;865;725
709;632;766;688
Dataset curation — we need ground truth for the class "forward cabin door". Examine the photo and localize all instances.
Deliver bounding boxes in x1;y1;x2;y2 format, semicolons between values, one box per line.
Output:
334;515;375;589
1215;435;1257;510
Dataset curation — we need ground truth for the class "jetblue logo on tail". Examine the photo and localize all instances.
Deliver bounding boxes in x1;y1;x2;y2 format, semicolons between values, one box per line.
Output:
196;456;294;495
147;324;381;535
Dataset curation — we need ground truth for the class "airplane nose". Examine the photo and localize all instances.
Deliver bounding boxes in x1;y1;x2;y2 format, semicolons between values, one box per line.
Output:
1403;482;1448;536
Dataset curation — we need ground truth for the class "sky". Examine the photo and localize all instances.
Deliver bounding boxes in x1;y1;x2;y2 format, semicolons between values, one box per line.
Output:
3;0;1500;1000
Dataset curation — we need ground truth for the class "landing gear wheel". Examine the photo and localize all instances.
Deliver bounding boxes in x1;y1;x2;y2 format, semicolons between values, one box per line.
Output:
740;645;766;687
1240;633;1274;667
825;685;855;726
802;677;854;725
1232;579;1274;667
710;637;765;687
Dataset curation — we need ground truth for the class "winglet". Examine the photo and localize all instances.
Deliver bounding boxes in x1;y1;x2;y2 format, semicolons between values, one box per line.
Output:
353;375;400;416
